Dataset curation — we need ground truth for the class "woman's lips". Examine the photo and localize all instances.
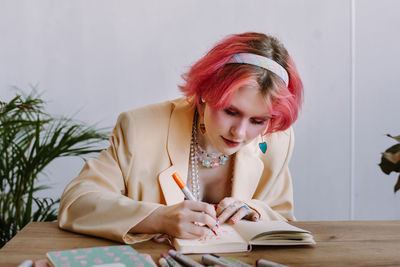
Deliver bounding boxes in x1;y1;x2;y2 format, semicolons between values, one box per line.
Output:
222;136;240;147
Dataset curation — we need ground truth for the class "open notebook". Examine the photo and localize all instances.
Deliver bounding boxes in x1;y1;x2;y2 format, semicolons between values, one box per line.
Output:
173;220;315;254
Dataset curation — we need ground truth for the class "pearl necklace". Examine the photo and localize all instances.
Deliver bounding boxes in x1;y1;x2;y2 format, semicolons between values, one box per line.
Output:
189;111;229;200
189;123;200;201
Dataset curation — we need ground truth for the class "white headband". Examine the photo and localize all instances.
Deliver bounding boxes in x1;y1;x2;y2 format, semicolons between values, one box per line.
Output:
227;53;289;86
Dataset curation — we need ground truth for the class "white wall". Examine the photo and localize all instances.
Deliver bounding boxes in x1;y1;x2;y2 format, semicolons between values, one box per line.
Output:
1;0;399;221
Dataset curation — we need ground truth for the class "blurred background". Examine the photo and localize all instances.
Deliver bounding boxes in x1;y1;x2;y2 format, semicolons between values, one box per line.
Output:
1;0;399;221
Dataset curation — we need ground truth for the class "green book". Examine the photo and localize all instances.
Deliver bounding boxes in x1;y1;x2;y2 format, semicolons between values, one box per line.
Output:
46;245;154;267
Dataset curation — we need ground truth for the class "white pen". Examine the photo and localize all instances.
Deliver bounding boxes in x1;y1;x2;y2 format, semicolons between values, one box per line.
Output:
162;252;182;267
202;254;236;267
159;257;170;267
168;249;205;267
256;258;288;267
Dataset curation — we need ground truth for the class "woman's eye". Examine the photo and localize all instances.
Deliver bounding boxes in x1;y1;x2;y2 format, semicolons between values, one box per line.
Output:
251;119;266;125
224;109;237;116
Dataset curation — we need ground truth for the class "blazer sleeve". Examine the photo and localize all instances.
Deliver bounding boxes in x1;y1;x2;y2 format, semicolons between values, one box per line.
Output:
245;127;295;221
58;112;163;244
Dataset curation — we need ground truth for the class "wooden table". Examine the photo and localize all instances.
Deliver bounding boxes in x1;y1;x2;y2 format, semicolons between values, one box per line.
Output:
0;221;399;266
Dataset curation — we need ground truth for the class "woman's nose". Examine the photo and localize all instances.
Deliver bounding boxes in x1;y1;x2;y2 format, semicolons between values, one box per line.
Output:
230;120;246;140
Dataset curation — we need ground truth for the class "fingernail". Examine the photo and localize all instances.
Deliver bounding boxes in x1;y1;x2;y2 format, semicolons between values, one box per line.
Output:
230;218;236;224
216;219;220;225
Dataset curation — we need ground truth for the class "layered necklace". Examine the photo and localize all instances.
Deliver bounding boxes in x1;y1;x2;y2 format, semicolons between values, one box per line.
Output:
189;111;229;201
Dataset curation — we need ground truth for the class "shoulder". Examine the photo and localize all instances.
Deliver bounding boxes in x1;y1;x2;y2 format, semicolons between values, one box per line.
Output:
115;97;188;129
118;99;174;124
242;127;293;160
257;127;294;167
267;127;294;151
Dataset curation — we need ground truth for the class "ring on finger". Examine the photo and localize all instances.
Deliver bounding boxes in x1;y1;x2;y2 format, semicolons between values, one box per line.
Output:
239;205;251;216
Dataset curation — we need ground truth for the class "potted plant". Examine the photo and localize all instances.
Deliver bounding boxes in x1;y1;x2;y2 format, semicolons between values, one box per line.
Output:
0;90;109;247
379;134;400;193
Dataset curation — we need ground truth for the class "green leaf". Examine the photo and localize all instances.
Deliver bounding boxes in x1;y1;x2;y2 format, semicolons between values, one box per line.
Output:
0;88;110;247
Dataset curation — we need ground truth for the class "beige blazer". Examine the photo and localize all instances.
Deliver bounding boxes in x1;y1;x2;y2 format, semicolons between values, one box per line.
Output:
58;98;295;244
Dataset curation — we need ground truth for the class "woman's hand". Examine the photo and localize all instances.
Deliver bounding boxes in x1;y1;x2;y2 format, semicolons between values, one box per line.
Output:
132;200;217;239
215;197;259;224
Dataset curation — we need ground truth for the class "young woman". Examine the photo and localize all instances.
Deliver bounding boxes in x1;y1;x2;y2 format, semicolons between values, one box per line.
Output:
58;32;303;244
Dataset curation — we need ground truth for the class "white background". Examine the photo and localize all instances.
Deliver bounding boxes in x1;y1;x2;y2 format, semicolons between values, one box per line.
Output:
1;0;399;220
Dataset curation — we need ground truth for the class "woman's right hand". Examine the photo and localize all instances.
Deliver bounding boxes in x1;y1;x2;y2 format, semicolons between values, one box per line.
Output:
131;200;218;239
155;200;218;239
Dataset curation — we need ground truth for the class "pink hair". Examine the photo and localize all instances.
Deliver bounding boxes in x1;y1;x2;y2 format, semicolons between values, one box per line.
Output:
179;32;303;134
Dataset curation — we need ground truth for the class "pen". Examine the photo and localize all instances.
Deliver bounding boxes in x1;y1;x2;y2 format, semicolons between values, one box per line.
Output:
201;254;236;267
225;256;253;267
159;257;170;267
161;252;183;267
256;259;288;267
172;172;196;201
168;249;205;267
172;172;217;235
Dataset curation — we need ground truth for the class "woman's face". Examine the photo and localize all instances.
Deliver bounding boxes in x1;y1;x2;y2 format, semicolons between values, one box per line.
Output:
201;83;271;155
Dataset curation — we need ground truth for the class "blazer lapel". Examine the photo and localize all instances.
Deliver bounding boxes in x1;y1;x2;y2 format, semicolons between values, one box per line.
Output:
231;138;264;200
158;99;195;205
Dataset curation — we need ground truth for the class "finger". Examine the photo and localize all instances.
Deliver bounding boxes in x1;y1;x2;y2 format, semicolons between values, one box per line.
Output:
186;223;211;239
236;205;259;222
243;209;258;220
215;197;235;216
229;205;251;224
190;210;218;229
180;222;211;239
203;203;217;219
172;219;209;239
215;203;228;217
185;200;216;219
217;202;241;224
249;212;260;221
176;228;208;239
218;197;235;209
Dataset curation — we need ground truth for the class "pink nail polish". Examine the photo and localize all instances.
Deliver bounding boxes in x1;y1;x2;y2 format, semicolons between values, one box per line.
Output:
230;218;236;224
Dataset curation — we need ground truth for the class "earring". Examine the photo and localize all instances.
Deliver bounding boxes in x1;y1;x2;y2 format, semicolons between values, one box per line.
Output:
259;135;267;153
199;99;206;133
199;122;206;134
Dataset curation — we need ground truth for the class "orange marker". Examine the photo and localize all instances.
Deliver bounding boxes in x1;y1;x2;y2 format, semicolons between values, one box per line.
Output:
172;172;217;236
172;172;196;201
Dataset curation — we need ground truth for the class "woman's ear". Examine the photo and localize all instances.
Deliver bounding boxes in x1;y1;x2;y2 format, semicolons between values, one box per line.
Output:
198;99;206;117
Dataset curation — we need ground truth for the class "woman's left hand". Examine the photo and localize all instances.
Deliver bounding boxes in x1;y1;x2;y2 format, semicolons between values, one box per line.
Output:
215;197;259;224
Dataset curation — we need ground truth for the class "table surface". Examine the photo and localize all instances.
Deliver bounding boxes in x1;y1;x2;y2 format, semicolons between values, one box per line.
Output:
0;220;400;267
